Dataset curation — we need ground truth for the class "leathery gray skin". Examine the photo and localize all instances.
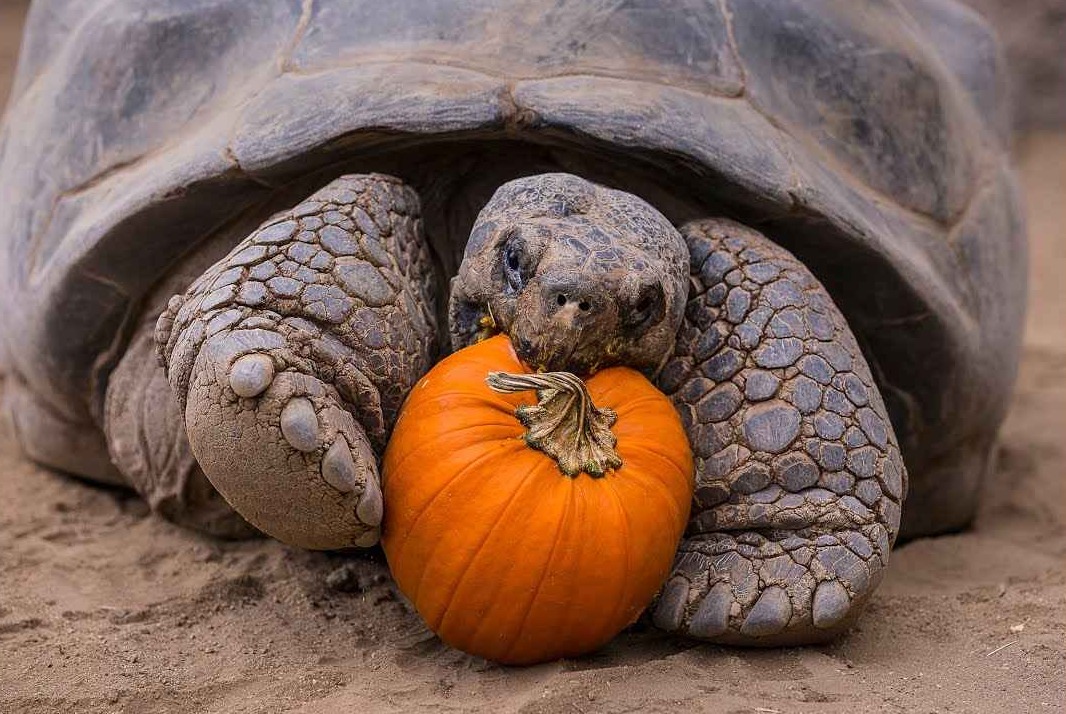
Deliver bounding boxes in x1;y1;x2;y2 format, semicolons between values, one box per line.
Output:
157;175;437;549
155;171;904;645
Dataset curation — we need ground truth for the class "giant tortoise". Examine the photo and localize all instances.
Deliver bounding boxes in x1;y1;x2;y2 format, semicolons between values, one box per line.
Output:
0;0;1026;646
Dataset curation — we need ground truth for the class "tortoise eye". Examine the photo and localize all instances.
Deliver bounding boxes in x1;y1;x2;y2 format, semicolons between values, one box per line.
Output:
505;246;520;272
625;284;664;332
502;232;527;293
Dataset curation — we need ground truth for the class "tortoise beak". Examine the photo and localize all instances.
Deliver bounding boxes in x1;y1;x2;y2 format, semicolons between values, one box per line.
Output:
508;277;621;375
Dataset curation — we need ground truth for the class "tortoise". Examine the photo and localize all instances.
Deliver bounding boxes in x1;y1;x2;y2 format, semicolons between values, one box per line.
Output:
0;0;1026;646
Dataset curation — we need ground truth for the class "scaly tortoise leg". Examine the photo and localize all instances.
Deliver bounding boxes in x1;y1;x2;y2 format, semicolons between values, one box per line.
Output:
652;218;907;645
106;320;257;539
156;174;438;549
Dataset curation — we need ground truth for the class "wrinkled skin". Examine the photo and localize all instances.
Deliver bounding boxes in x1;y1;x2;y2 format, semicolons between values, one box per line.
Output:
153;171;905;645
449;174;689;376
157;175;437;549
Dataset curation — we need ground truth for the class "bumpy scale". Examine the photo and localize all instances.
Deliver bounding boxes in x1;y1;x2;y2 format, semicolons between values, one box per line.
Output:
652;219;906;644
157;174;438;549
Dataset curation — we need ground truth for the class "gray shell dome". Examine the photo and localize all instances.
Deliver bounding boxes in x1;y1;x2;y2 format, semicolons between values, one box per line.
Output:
0;0;1025;534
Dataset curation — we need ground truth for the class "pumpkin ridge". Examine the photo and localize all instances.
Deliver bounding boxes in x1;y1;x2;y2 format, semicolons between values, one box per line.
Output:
429;343;521;390
395;444;523;604
586;369;646;403
544;476;594;657
433;456;544;634
498;477;576;663
612;451;690;529
405;388;532;417
601;475;637;636
562;479;629;656
459;477;570;657
615;440;691;473
384;423;519;478
535;486;593;661
607;395;672;416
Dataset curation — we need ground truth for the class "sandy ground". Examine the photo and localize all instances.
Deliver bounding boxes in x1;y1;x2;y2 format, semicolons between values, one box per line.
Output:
1;5;1064;712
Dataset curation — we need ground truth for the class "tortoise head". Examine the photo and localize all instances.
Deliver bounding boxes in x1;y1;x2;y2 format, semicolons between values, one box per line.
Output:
449;173;688;375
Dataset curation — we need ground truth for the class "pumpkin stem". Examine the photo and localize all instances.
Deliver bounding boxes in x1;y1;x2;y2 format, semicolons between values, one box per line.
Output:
486;371;622;478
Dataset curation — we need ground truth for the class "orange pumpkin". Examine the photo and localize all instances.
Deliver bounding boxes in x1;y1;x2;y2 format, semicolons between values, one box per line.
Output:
382;335;693;665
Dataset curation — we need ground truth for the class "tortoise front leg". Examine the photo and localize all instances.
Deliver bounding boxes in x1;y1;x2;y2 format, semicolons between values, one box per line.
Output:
106;319;257;539
652;219;906;644
156;174;438;549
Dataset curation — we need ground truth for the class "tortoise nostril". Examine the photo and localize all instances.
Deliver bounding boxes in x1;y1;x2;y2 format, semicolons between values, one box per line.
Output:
547;287;594;314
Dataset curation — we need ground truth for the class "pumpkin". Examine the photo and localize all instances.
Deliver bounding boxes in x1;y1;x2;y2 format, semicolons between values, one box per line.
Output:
382;335;693;665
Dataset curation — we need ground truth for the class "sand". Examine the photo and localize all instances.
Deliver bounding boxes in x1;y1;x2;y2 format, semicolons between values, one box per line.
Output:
1;4;1063;712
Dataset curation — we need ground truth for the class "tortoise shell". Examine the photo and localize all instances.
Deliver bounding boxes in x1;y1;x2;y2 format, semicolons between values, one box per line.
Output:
0;0;1025;534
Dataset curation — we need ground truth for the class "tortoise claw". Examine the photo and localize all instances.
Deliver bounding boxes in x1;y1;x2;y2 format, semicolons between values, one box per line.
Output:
651;577;690;632
229;354;274;398
740;586;792;637
812;579;852;629
688;582;732;638
179;335;384;549
652;528;887;645
155;174;438;549
280;397;321;453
